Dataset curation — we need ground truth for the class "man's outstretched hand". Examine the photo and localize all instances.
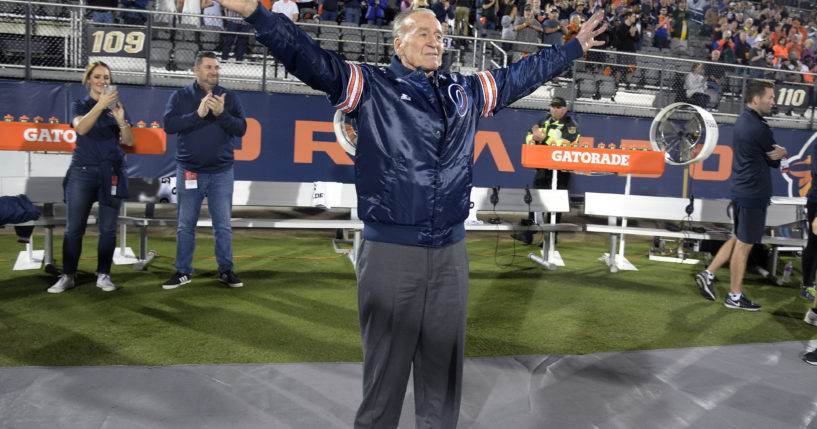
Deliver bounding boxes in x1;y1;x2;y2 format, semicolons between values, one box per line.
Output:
211;0;259;17
575;11;608;54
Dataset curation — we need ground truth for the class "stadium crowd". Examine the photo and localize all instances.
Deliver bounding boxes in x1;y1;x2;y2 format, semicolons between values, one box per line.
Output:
12;1;817;70
5;0;817;109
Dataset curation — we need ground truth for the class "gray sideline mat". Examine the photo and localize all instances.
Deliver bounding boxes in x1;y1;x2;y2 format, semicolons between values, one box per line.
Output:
2;340;816;428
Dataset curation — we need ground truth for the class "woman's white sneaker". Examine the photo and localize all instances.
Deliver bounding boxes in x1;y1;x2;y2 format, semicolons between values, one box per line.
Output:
47;274;75;293
96;274;117;292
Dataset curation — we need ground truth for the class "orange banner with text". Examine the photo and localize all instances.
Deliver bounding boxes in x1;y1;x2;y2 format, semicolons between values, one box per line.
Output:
521;145;666;175
0;121;166;155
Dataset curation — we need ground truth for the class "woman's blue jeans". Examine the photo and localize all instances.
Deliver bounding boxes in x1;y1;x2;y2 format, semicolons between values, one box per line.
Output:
63;165;121;275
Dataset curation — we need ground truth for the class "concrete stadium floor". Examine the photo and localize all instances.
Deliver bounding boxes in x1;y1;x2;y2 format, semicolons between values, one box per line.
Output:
2;340;816;428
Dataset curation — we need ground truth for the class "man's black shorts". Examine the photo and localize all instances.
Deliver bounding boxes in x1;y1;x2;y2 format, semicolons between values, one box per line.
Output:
732;201;767;244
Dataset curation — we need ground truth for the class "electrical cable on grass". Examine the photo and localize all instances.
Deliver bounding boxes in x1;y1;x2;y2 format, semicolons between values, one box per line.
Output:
489;210;532;269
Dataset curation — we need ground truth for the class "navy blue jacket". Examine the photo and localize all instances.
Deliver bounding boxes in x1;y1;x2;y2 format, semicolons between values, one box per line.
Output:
0;195;40;227
246;5;582;247
730;107;780;202
163;82;247;174
70;95;130;205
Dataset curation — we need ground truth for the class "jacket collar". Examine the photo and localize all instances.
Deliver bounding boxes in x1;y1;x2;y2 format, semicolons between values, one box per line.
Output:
192;81;222;95
389;55;440;85
745;106;767;123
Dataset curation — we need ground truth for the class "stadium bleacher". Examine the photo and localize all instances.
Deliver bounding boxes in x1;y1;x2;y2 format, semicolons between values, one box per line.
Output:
0;0;814;126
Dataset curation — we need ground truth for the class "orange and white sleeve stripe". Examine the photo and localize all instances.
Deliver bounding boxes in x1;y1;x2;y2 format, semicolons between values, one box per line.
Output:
333;63;364;113
476;71;497;118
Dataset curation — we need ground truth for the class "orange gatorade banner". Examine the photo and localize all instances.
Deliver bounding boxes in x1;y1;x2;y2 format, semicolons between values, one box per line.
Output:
0;121;166;155
521;145;666;175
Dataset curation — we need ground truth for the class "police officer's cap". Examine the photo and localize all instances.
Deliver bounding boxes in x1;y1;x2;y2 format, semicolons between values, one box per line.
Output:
551;97;567;108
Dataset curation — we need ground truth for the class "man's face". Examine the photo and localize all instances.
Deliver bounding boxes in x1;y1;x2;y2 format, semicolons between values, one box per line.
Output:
394;13;444;74
550;105;567;120
711;49;721;60
751;87;775;115
194;57;220;87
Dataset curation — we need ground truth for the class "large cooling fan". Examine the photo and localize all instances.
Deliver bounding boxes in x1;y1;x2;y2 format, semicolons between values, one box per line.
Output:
650;103;718;165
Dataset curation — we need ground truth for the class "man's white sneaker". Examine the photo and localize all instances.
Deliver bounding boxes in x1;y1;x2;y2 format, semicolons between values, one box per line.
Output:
804;309;817;327
96;273;117;292
47;274;75;294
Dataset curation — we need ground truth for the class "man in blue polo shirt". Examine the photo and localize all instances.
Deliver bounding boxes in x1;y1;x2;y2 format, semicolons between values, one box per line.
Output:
162;51;247;290
695;79;787;311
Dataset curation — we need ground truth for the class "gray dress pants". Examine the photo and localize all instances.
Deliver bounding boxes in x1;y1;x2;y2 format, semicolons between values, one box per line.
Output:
354;238;469;429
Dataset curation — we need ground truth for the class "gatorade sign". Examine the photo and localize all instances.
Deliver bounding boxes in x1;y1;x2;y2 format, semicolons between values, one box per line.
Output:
0;121;166;154
521;145;666;175
23;127;76;143
551;149;631;166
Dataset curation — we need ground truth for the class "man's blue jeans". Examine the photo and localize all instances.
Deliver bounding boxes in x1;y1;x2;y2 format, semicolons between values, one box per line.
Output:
63;165;121;275
92;11;114;23
321;9;339;23
344;8;360;25
221;21;249;61
175;165;234;275
707;81;723;107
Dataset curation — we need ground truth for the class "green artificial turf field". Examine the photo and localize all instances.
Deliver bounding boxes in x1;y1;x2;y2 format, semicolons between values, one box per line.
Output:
1;230;815;367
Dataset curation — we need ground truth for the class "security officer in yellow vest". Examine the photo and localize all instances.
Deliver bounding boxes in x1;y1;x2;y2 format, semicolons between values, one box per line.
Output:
512;96;580;244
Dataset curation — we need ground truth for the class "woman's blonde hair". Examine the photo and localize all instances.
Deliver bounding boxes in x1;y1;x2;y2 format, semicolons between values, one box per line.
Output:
82;61;113;86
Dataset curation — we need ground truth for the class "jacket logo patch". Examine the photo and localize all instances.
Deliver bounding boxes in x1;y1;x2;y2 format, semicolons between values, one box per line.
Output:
400;93;412;101
568;126;576;134
448;84;468;117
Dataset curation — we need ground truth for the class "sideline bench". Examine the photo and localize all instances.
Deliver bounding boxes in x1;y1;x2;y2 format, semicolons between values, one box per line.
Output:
2;176;581;271
583;192;806;280
124;183;580;270
121;181;363;269
468;187;581;269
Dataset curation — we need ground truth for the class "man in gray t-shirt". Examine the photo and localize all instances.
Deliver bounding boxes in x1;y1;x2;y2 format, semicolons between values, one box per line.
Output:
542;7;564;46
747;37;769;78
513;4;543;56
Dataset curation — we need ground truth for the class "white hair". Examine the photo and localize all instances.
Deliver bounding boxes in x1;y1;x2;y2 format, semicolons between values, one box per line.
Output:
392;8;438;39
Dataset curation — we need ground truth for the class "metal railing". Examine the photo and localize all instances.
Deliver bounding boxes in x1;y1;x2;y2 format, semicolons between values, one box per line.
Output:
1;0;815;129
